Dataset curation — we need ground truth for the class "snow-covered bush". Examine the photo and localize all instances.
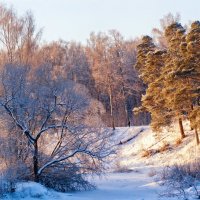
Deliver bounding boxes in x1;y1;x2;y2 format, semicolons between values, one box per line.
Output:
159;161;200;199
0;64;113;192
0;172;16;197
8;182;49;199
39;165;95;192
0;135;31;196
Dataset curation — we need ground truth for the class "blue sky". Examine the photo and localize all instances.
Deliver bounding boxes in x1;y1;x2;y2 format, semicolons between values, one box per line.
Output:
1;0;200;43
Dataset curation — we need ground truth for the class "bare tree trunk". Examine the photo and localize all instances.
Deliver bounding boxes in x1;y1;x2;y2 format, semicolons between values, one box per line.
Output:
124;103;129;126
122;88;129;126
178;118;185;139
33;141;39;182
190;104;194;130
190;104;199;145
190;121;194;131
195;128;199;145
109;85;115;130
118;65;129;126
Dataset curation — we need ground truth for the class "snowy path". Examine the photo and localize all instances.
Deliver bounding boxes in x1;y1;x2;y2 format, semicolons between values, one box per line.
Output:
6;167;169;200
56;167;169;200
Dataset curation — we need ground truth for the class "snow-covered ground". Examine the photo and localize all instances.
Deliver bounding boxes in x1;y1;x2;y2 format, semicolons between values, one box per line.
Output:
4;170;171;200
114;121;199;168
3;122;200;200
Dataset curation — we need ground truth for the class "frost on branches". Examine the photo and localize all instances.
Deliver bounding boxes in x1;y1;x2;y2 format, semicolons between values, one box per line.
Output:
0;64;113;191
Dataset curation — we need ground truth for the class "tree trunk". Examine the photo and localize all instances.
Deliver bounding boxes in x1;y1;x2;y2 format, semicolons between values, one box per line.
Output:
33;141;39;182
122;89;129;126
109;85;115;130
178;118;185;139
195;128;199;145
190;104;194;130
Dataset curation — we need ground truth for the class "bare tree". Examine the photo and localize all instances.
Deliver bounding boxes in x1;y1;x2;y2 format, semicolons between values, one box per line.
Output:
0;64;113;184
86;31;144;128
87;32;117;129
0;4;41;65
152;13;181;48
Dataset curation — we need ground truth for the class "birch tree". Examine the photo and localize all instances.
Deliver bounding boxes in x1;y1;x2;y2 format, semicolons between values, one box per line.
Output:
0;4;41;65
87;32;118;129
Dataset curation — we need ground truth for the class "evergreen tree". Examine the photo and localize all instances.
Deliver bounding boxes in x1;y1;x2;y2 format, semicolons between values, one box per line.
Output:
162;22;187;139
134;36;172;132
135;36;156;84
173;21;200;144
135;21;200;143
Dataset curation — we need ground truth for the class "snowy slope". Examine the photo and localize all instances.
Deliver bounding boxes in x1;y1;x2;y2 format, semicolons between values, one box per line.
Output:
114;121;199;170
3;122;200;200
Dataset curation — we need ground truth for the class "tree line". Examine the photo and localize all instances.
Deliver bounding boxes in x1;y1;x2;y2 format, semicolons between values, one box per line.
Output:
134;17;200;144
0;3;148;192
0;4;150;130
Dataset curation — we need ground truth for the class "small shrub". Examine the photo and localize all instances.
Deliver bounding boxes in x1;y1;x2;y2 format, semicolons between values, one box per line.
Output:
0;173;16;197
40;165;95;192
175;138;182;147
158;142;171;153
141;149;158;157
159;162;200;200
141;149;152;157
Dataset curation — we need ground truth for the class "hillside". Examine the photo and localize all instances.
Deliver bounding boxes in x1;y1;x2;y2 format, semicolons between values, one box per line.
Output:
114;121;199;169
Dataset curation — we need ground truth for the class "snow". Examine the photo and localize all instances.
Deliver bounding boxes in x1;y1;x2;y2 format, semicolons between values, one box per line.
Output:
114;121;200;168
3;122;200;200
4;170;170;200
4;182;50;199
60;171;163;200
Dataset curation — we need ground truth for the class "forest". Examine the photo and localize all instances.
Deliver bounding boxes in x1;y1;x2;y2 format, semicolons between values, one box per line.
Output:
0;3;199;200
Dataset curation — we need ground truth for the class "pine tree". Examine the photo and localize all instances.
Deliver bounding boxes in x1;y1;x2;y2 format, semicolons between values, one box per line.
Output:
134;36;172;132
173;21;200;144
141;50;173;132
135;21;200;142
135;36;156;84
161;22;187;139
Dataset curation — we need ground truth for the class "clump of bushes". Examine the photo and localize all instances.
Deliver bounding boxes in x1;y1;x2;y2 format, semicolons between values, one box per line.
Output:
0;171;16;197
0;162;30;197
39;165;95;192
159;161;200;200
141;142;171;158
